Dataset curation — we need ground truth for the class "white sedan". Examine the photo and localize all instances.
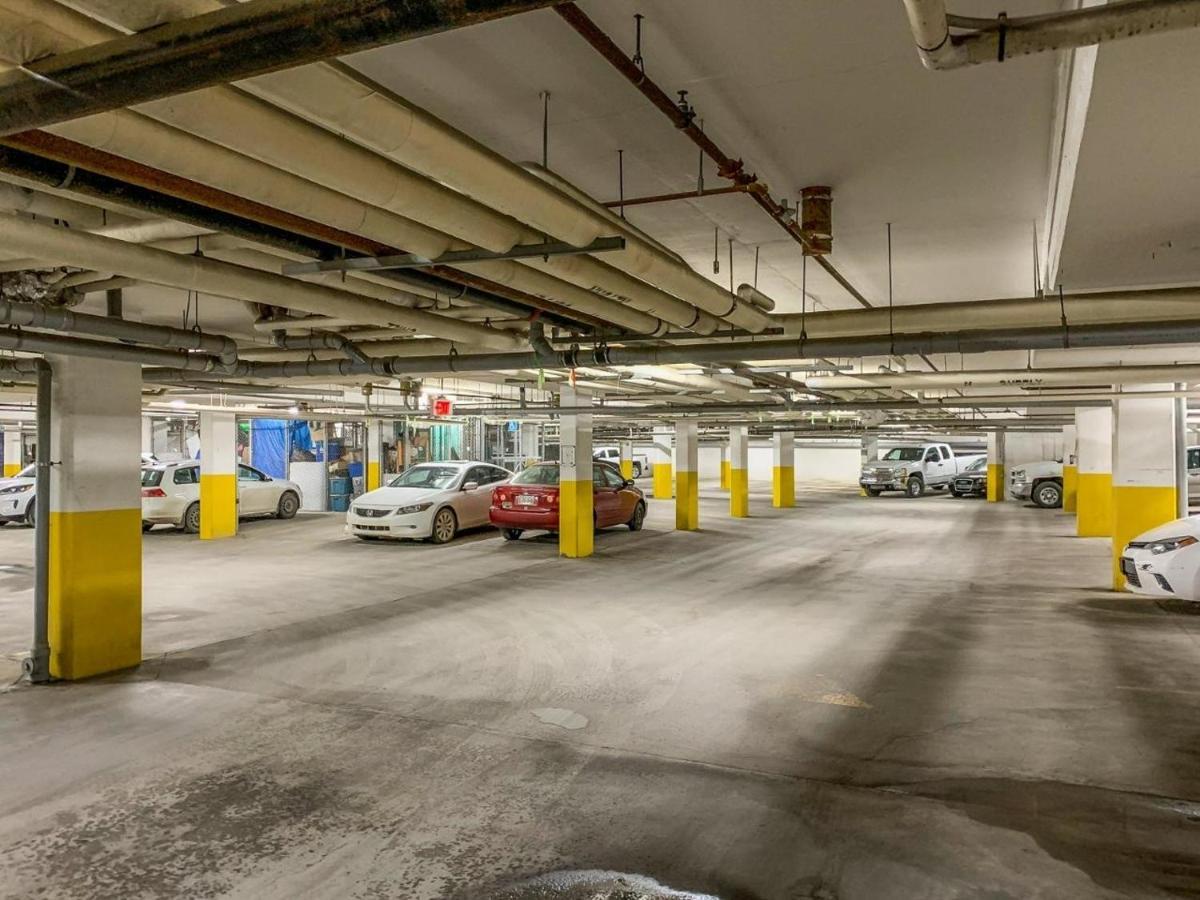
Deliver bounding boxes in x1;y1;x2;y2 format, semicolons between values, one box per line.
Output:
0;464;36;526
141;460;303;532
1120;516;1200;601
346;460;511;544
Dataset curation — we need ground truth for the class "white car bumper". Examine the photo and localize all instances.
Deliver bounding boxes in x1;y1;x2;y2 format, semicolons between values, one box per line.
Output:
1119;545;1200;600
1010;479;1033;500
141;496;189;525
0;492;32;521
345;506;436;540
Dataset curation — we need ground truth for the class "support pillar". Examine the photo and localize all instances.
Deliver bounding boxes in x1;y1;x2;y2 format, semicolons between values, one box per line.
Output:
675;421;698;530
860;435;879;496
366;418;385;491
199;410;238;540
48;356;142;679
559;386;593;558
719;442;730;490
1062;422;1078;513
618;439;634;480
730;426;749;517
986;431;1006;502
1076;406;1113;537
772;431;795;508
141;415;153;457
3;428;21;476
520;422;540;467
1112;385;1179;591
651;425;672;499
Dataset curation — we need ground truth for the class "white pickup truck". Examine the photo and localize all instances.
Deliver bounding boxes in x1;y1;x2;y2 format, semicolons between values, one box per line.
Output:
594;446;649;479
860;443;985;498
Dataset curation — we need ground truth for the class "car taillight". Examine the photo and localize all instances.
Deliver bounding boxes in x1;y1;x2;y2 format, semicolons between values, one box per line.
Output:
494;489;509;504
546;492;558;507
142;488;166;498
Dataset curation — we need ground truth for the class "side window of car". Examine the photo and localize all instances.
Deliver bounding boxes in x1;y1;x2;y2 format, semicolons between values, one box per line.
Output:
604;467;626;488
464;466;486;485
940;447;951;460
592;464;609;486
925;449;939;462
173;467;197;485
238;465;263;481
1189;449;1200;471
489;467;509;483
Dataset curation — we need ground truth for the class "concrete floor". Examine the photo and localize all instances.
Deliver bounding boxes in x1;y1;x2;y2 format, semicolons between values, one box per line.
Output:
1;483;1199;899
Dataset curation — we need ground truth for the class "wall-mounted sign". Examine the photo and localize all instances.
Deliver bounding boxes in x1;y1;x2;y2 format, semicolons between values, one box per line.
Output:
432;396;453;417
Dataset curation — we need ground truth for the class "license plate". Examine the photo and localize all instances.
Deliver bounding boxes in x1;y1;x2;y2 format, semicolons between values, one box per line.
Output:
516;494;538;505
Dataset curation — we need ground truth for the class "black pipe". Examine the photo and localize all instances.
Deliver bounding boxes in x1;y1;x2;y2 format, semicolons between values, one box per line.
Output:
0;0;562;137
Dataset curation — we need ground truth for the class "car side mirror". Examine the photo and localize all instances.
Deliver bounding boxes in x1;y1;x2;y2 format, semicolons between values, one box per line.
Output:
462;481;479;492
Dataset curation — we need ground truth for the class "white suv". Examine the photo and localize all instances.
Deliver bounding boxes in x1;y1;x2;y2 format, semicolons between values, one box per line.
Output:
141;461;302;532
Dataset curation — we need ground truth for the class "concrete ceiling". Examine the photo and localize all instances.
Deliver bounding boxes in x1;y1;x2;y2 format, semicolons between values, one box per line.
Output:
346;0;1061;314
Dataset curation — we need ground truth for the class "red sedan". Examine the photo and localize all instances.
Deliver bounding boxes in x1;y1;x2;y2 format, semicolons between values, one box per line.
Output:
490;461;646;541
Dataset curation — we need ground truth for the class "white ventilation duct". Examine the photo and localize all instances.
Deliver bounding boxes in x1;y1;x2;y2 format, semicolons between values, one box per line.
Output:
9;0;766;332
736;284;777;312
0;214;524;350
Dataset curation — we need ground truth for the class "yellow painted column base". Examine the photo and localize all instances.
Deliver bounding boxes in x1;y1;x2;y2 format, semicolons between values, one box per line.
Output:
1063;465;1078;513
676;470;699;530
1076;472;1113;537
986;464;1005;502
367;460;381;492
3;463;18;477
652;463;673;499
200;473;238;540
49;508;142;679
1112;485;1177;591
730;468;749;517
772;465;795;508
619;459;634;480
558;478;594;558
719;460;731;491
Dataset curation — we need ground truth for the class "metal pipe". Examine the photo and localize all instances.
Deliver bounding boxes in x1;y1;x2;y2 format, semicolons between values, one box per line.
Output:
555;1;873;309
902;0;1200;69
601;186;748;208
0;298;238;362
0;329;224;371
27;359;50;683
271;330;379;369
737;283;777;312
0;0;561;136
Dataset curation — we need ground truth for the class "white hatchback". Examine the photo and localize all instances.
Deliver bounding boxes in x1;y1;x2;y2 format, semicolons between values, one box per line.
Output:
346;461;511;544
141;461;303;532
0;464;36;526
1120;516;1200;601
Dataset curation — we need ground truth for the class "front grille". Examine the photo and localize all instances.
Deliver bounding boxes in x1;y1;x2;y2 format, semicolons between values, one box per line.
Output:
356;524;389;532
356;507;391;518
1120;557;1141;587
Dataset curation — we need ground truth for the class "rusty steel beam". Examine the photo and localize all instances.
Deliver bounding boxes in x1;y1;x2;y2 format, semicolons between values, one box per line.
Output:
602;185;746;208
555;2;873;309
0;0;561;137
1;131;604;331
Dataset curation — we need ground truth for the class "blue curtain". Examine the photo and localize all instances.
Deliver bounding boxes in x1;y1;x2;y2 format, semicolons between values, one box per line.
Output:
251;419;289;479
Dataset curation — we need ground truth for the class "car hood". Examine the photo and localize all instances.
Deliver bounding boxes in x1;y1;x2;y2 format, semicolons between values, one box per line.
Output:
1130;516;1200;544
1011;460;1062;478
866;460;918;471
355;486;447;507
0;477;35;490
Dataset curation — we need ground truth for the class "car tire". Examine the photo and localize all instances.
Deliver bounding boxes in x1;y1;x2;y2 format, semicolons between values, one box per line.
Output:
948;488;961;497
1033;480;1063;509
23;505;34;528
276;491;300;519
502;528;523;541
183;502;201;534
429;507;457;544
628;501;646;532
905;477;925;498
865;487;883;497
633;462;643;478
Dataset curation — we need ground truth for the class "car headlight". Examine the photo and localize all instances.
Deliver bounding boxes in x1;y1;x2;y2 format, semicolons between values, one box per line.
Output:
1146;536;1198;555
1010;468;1025;480
0;484;33;494
396;502;434;515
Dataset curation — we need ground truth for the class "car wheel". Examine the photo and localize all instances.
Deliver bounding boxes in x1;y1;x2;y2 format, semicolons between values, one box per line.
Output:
905;477;925;498
865;487;883;497
628;501;646;531
633;462;643;478
1033;480;1063;509
23;504;34;528
429;507;457;544
276;491;300;520
502;528;523;541
948;488;961;497
183;502;201;534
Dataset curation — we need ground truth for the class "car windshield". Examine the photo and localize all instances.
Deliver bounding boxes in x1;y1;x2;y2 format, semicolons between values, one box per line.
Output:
13;464;34;479
388;465;462;490
883;448;925;461
965;458;986;472
141;468;164;487
511;463;560;486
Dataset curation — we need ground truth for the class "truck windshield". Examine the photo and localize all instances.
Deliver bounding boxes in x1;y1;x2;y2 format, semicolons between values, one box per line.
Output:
883;448;925;461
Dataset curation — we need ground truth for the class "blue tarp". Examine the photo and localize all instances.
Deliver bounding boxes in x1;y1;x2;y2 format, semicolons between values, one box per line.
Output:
251;419;289;479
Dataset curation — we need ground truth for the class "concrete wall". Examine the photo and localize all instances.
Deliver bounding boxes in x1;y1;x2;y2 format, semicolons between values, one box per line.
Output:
1006;433;1064;466
700;443;860;483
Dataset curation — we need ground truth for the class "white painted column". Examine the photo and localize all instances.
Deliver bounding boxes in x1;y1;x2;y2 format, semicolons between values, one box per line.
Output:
675;420;698;530
651;424;673;499
986;430;1006;503
559;386;593;558
1112;385;1178;591
1062;422;1078;512
366;418;385;491
3;428;22;476
47;355;142;680
1076;406;1113;537
618;439;634;480
141;415;153;457
520;422;540;467
199;410;238;540
772;431;795;508
729;425;749;517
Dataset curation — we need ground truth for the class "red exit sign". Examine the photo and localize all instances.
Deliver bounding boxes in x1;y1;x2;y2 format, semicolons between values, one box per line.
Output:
432;396;453;417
